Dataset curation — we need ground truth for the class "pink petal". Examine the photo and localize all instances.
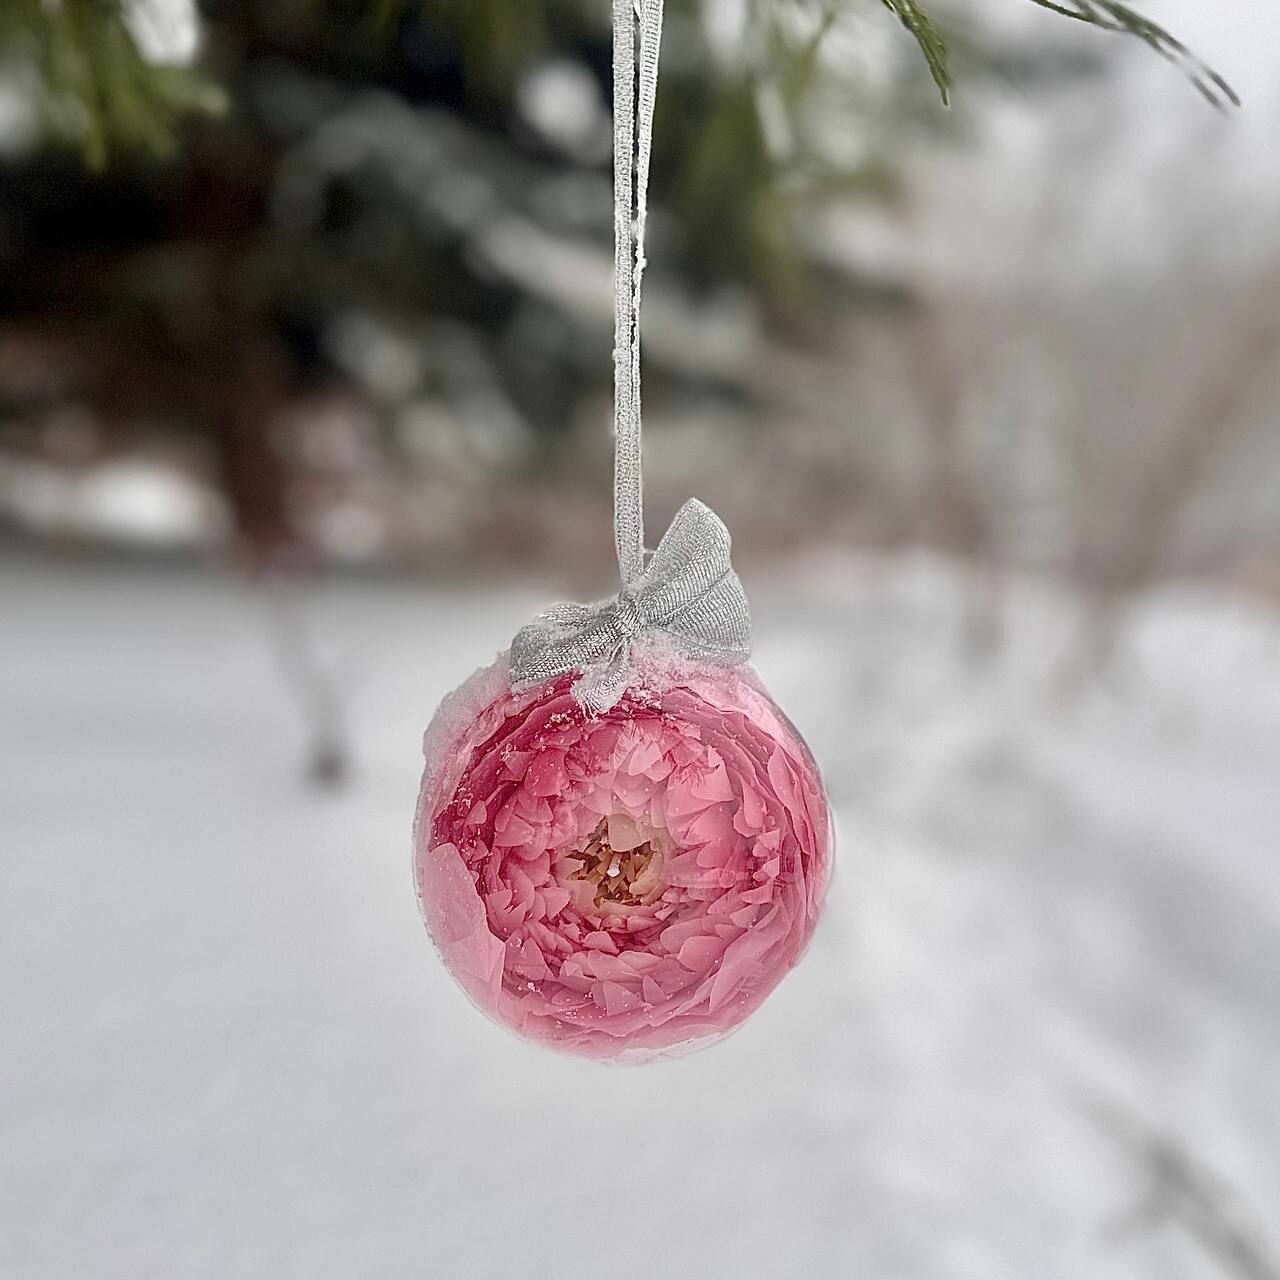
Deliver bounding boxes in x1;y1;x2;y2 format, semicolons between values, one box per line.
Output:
513;790;554;825
540;885;571;919
689;760;735;802
501;749;533;781
678;935;726;973
733;783;766;836
601;981;642;1016
417;842;505;1009
524;750;568;797
624;738;663;775
492;814;536;848
659;917;713;953
664;774;713;820
686;803;736;843
708;916;784;1013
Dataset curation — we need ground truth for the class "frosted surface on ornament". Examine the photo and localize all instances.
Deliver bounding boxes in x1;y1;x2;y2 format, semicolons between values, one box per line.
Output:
413;651;833;1062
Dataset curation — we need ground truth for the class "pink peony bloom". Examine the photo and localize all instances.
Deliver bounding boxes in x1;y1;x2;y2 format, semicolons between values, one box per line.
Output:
414;650;832;1061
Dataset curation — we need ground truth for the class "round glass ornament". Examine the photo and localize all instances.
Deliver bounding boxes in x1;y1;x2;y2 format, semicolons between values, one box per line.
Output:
413;644;832;1062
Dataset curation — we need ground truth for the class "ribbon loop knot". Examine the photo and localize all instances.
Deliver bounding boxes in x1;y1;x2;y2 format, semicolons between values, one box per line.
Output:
510;499;751;714
612;595;645;640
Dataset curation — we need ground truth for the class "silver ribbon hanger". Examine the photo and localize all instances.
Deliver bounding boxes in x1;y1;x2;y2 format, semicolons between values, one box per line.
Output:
510;0;752;713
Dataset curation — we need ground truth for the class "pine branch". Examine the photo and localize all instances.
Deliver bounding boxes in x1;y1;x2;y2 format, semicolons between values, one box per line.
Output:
0;0;225;167
0;0;1240;171
1023;0;1239;107
878;0;1236;109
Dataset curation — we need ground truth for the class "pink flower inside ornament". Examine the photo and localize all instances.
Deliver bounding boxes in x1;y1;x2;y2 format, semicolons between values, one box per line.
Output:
414;636;832;1061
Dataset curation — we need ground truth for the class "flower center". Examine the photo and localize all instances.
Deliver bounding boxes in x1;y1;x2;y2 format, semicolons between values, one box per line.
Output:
565;820;664;911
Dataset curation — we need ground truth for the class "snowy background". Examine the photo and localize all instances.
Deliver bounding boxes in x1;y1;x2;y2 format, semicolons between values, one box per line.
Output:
3;554;1279;1280
3;1;1280;1277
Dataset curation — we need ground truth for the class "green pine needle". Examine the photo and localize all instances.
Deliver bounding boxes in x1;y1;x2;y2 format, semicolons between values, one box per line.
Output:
881;0;952;105
1024;0;1239;108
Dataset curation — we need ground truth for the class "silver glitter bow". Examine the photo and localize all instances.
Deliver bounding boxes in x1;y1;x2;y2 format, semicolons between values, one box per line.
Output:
510;499;751;714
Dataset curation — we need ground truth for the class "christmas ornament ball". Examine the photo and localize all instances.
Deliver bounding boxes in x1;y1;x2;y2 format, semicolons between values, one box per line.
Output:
413;646;832;1062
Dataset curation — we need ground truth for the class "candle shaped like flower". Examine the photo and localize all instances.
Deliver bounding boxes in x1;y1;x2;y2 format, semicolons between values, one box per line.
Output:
414;648;832;1060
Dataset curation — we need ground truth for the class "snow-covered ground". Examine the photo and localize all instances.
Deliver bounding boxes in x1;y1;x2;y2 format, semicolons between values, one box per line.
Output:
2;556;1278;1280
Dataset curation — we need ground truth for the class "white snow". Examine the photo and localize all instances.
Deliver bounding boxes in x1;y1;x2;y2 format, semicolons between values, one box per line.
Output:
0;458;228;551
125;0;201;66
1;556;1278;1279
